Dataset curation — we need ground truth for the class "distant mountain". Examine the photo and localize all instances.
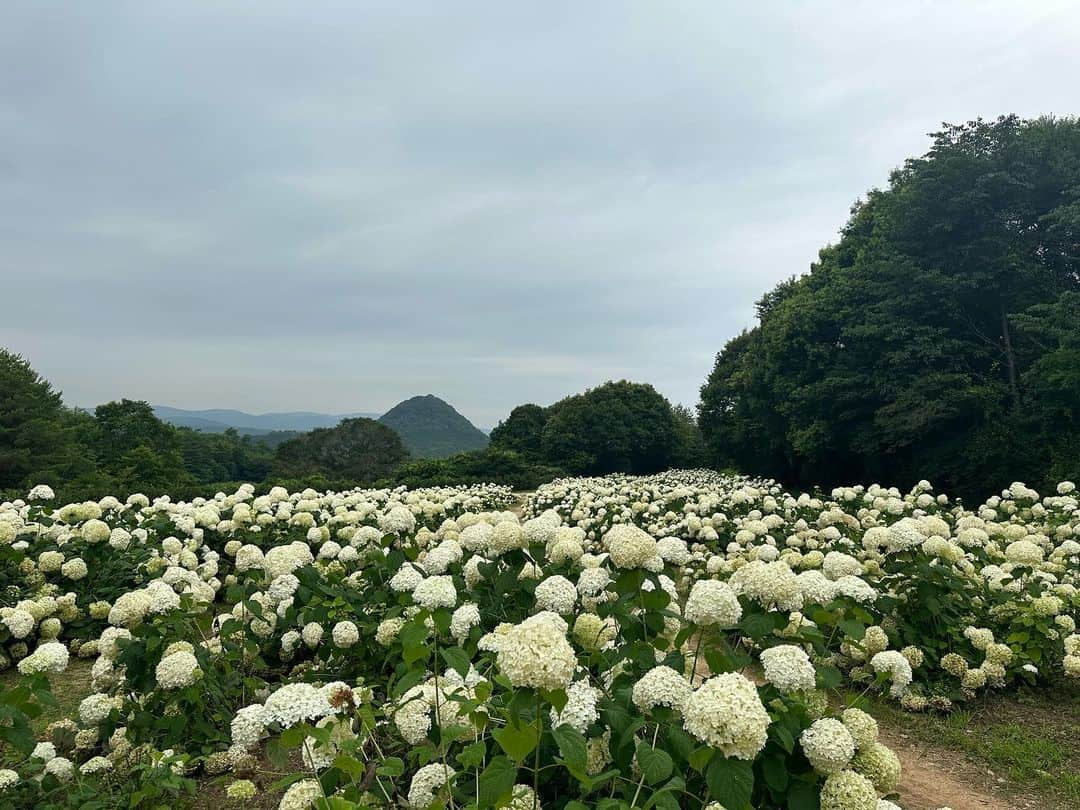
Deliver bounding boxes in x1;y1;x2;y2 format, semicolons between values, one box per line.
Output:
378;395;489;459
153;406;378;435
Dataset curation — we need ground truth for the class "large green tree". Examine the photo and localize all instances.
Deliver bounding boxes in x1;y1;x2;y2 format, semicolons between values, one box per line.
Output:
489;404;548;458
0;349;95;494
699;115;1080;498
91;399;194;493
670;404;709;469
273;418;410;482
540;381;678;475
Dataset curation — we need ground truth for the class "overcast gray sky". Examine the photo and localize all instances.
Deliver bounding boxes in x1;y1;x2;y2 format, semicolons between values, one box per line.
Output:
2;2;1078;427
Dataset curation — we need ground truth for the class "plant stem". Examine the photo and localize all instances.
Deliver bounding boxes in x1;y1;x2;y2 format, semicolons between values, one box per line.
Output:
533;691;541;809
431;622;456;810
629;723;660;807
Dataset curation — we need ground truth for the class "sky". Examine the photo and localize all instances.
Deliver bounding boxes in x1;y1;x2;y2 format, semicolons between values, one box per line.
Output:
3;2;1079;428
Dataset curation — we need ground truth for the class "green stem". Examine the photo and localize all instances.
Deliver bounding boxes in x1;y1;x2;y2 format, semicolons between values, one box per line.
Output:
533;691;542;809
431;623;456;810
629;724;660;807
691;630;705;685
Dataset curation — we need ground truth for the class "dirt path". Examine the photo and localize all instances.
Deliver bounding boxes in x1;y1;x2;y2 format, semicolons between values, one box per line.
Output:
878;727;1020;810
510;490;534;517
690;653;1035;810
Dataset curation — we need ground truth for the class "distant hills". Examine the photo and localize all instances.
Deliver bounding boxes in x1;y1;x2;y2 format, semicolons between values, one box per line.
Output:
378;395;489;459
152;406;379;436
154;396;488;459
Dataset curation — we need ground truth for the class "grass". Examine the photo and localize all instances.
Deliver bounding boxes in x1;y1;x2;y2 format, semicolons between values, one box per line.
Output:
850;682;1080;810
0;658;95;737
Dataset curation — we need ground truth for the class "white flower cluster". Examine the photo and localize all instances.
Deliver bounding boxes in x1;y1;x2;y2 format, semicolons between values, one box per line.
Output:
682;673;770;760
496;612;577;691
760;644;816;694
2;471;1074;808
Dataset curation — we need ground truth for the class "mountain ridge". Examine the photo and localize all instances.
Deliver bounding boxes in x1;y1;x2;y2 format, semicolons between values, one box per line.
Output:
377;395;489;459
153;397;489;458
152;405;379;435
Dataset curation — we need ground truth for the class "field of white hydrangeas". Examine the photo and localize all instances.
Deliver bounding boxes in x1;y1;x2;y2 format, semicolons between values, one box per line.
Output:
0;472;1077;810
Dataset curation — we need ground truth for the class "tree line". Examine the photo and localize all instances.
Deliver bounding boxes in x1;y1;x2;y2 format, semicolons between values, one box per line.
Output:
0;351;413;502
1;349;704;500
698;115;1080;500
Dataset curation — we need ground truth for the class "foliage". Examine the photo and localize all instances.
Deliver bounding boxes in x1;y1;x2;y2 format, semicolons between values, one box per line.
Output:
272;418;410;482
699;115;1080;499
489;404;548;458
174;427;277;484
490;381;684;477
0;350;97;495
384;447;565;490
671;404;708;469
541;381;678;475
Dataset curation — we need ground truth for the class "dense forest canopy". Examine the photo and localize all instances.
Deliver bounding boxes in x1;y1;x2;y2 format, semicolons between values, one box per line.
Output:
489;380;704;476
699;115;1080;499
272;418;409;481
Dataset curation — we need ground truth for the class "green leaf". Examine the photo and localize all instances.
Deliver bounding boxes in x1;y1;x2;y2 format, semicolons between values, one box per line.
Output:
646;790;682;810
400;621;430;665
816;665;842;690
665;725;696;762
330;755;365;779
456;741;487;769
542;687;569;713
477;756;517;808
492;721;540;762
838;619;865;641
433;608;453;635
641;588;671;611
280;724;308;748
688;746;714;772
392;667;426;698
762;753;789;792
552;724;588;774
706;757;754;810
739;611;777;639
771;722;795;754
786;780;821;810
440;646;472;679
376;756;405;777
635;743;674;785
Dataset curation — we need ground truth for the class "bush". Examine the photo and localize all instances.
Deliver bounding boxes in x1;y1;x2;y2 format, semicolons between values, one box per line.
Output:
384;448;564;491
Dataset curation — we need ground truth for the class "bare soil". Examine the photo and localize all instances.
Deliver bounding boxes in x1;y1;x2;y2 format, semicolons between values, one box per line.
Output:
878;727;1021;810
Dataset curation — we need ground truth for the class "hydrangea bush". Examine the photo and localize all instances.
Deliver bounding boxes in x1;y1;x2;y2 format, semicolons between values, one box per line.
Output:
0;472;1075;810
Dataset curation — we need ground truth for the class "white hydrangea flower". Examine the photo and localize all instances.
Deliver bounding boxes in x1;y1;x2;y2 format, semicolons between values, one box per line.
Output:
684;580;742;627
682;673;770;759
413;575;457;610
760;644;816;694
331;621;359;648
801;718;855;774
496;612;576;690
155;651;201;689
632;665;692;713
534;575;577;614
407;763;453;808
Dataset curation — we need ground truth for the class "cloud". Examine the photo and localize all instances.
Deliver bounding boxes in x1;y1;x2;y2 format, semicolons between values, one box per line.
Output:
2;1;1078;425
